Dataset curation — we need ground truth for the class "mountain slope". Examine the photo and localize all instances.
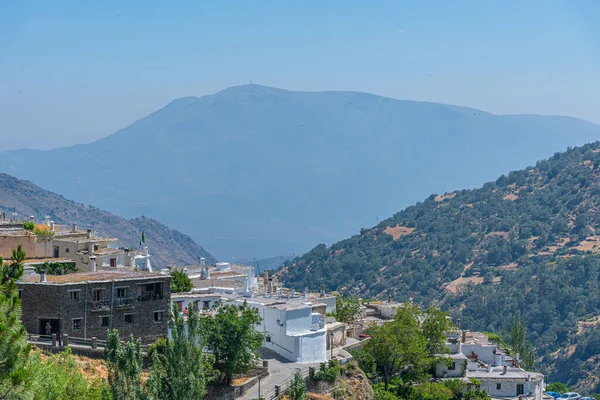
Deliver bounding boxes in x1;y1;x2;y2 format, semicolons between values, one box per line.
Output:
281;142;600;391
0;173;216;267
2;85;600;259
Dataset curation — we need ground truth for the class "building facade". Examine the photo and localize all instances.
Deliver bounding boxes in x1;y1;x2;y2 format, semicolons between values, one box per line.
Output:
18;270;170;344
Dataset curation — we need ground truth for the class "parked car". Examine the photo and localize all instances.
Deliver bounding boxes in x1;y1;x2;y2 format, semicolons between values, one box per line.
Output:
580;397;594;400
558;393;581;399
546;392;561;399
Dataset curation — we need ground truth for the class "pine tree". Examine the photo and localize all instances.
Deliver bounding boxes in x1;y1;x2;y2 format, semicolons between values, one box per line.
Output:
0;245;33;399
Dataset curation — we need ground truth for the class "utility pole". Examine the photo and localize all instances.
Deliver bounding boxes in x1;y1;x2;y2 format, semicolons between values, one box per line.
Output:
258;375;261;399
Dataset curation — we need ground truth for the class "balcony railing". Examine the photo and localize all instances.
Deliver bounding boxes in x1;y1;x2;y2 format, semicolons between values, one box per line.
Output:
114;297;135;309
90;300;110;312
136;293;164;302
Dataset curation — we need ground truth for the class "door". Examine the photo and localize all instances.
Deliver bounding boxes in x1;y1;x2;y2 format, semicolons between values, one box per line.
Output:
53;246;59;258
39;318;60;336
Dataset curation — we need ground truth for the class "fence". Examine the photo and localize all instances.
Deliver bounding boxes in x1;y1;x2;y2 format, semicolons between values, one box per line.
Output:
257;368;311;400
27;333;149;351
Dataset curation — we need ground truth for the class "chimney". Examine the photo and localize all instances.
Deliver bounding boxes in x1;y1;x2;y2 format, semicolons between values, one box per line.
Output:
244;277;249;293
388;294;392;303
87;229;92;239
456;318;461;330
29;215;35;224
461;331;467;343
320;284;325;297
50;221;55;231
144;246;149;256
39;270;46;283
200;257;206;268
72;223;76;232
303;288;308;300
88;241;94;254
291;289;295;298
205;266;210;280
89;255;97;272
279;288;283;297
502;365;508;375
45;216;50;226
12;212;17;222
263;270;269;291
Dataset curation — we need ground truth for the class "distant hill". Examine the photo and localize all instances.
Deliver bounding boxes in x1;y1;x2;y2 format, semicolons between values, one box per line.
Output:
236;254;297;272
2;85;600;260
0;173;215;267
280;143;600;391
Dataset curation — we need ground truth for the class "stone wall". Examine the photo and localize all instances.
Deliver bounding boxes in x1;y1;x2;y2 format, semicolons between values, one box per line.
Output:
0;234;39;258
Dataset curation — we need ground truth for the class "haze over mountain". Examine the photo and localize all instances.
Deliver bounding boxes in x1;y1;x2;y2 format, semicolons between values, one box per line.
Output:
2;84;600;260
0;173;215;267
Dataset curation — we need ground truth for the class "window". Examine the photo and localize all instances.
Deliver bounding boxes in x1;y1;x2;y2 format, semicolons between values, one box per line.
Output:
265;335;271;343
101;316;110;327
496;383;501;390
70;290;80;301
448;362;455;370
73;318;82;330
92;289;103;301
18;289;22;299
65;247;69;253
53;246;59;258
516;384;524;396
175;301;183;311
124;314;134;324
110;258;116;267
202;301;210;310
154;311;164;323
116;287;128;298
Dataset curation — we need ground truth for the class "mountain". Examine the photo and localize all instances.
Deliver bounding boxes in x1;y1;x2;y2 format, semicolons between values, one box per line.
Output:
280;142;600;391
2;85;600;260
0;173;215;267
236;254;297;272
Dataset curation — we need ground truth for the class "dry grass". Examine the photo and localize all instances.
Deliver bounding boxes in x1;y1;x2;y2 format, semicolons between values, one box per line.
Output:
383;225;415;240
445;276;484;294
434;192;457;202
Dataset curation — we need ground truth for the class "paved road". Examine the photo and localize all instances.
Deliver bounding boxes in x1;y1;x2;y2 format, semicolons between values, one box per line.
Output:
242;349;320;400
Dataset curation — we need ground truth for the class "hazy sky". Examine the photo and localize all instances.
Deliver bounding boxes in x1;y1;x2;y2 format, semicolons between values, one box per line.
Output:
1;0;599;151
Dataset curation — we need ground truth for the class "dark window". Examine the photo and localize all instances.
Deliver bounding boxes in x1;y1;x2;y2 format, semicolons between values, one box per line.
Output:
516;384;524;395
18;289;22;299
70;290;80;301
202;301;210;310
116;288;127;298
53;246;59;258
92;289;103;301
110;258;116;267
448;362;455;370
101;316;110;327
125;314;134;324
154;311;164;322
65;248;69;253
73;319;82;330
496;383;501;390
266;336;271;343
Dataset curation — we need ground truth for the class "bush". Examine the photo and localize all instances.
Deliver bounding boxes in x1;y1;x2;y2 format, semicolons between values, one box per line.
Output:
312;360;339;383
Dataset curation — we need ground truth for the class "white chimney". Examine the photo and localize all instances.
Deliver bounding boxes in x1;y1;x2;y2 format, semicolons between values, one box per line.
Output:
88;241;94;254
183;267;188;276
39;270;46;283
244;277;249;292
45;216;50;226
12;212;17;222
291;289;295;298
50;221;55;231
87;229;92;239
144;246;149;256
89;255;97;272
29;215;34;224
502;365;508;375
72;223;77;232
303;288;308;300
205;266;210;280
200;257;206;268
320;284;325;297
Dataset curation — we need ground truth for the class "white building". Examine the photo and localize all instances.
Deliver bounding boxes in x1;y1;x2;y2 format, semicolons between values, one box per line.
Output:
170;282;337;363
434;331;544;400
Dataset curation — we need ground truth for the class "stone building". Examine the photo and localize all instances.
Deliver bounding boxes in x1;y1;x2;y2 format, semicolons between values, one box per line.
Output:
18;269;170;344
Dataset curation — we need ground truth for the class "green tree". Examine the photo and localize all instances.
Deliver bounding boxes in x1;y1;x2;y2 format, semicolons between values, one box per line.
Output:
0;245;33;400
421;306;453;356
287;373;307;400
408;382;453;400
358;304;430;390
201;302;263;384
30;348;104;400
546;382;568;393
170;270;192;293
508;316;535;370
147;304;210;400
330;295;361;323
104;330;146;400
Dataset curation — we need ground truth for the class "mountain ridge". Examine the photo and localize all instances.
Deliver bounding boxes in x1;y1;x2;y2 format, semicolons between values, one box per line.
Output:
280;142;600;391
0;173;216;267
2;85;600;260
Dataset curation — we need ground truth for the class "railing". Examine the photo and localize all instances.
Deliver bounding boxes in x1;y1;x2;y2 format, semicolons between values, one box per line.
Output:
137;293;164;302
114;297;135;308
257;368;311;400
28;334;149;351
90;300;110;311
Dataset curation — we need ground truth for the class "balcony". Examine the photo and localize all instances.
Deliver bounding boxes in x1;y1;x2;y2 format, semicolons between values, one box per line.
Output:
136;293;164;302
114;297;135;309
90;300;110;312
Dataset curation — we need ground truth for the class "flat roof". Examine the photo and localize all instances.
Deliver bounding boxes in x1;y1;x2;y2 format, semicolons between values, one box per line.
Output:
54;236;118;244
20;269;168;284
467;368;543;381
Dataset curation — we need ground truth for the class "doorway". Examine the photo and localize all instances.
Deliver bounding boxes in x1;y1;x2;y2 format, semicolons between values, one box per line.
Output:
39;318;60;336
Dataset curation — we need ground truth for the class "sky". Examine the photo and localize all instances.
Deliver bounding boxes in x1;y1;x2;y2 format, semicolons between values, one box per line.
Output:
1;0;599;151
